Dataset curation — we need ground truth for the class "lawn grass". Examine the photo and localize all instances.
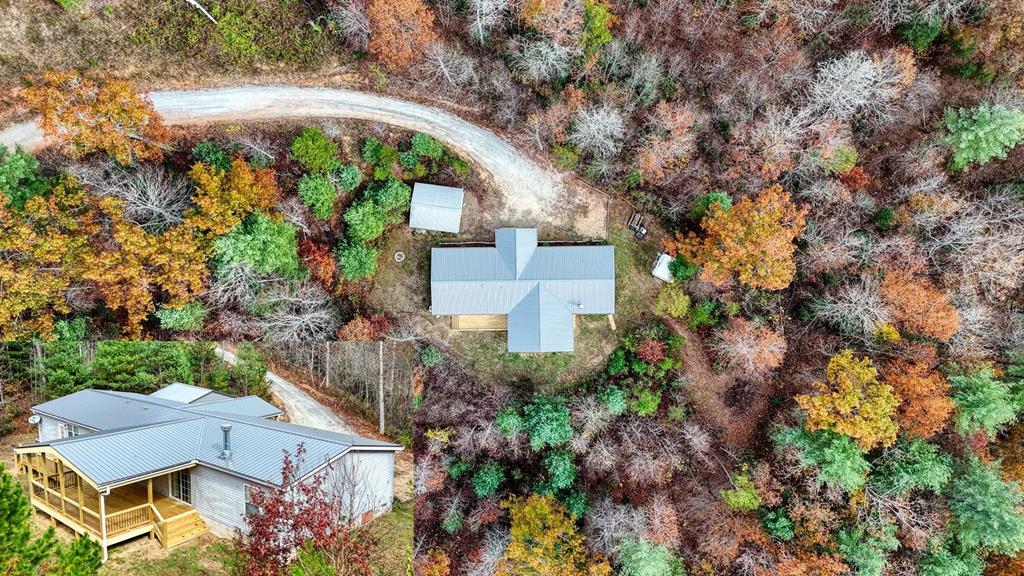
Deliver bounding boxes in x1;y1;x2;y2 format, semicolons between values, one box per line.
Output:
99;536;235;576
364;501;413;576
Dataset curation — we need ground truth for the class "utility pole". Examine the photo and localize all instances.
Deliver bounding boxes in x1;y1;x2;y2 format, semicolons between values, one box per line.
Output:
378;341;384;435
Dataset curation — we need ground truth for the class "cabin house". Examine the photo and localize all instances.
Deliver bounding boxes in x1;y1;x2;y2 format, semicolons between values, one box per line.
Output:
430;228;615;352
14;385;402;562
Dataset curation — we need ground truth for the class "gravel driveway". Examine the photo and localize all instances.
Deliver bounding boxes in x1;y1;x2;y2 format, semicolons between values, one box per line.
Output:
0;86;606;237
214;346;355;434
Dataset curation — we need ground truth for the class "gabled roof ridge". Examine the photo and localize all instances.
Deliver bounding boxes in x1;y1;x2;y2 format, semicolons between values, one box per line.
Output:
181;395;254;408
40;415;205;447
92;388;186;407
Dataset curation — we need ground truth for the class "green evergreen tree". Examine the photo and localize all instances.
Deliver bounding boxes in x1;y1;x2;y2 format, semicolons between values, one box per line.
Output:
34;343;92;400
91;342;192;393
615;537;686;576
947;457;1024;555
869;437;952;496
773;426;869;491
949;367;1021;437
337;242;380;281
232;344;269;400
213;212;304;279
184;343;232;393
523;396;573;452
471;461;505;497
944;104;1024;172
297;174;337;219
291;128;340;173
836;517;899;576
0;145;48;211
0;464;58;575
918;540;983;576
56;536;102;576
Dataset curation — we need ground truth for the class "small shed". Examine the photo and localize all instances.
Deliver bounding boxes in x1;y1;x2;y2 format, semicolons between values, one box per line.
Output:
409;183;464;233
652;253;674;283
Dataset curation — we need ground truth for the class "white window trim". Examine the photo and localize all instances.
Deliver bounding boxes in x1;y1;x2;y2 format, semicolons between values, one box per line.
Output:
243;484;261;517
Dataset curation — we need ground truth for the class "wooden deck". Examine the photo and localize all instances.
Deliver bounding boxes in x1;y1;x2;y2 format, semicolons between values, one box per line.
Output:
19;451;206;552
450;314;508;331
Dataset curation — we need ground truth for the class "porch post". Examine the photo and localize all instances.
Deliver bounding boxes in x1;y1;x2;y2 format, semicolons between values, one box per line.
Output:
77;477;84;524
57;460;67;514
99;491;108;563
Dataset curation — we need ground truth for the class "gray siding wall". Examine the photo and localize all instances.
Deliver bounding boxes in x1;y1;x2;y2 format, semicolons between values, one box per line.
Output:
190;465;251;534
36;414;97;442
317;450;395;522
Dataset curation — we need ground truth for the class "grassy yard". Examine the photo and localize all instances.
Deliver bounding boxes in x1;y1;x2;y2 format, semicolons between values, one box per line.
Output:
365;501;413;576
99;536;235;576
445;201;664;390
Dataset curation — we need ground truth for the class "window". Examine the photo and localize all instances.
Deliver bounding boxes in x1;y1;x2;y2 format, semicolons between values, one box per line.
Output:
171;470;191;504
58;423;83;438
244;485;260;516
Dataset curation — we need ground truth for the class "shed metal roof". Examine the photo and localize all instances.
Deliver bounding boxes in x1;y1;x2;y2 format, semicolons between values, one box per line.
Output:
181;396;282;419
25;389;398;488
150;382;230;404
409;183;464;233
430;228;615;351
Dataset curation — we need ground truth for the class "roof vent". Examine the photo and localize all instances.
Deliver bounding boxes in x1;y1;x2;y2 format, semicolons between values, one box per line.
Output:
220;423;232;460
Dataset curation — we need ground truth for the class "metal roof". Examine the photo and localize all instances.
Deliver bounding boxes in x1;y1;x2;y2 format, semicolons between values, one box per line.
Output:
430;228;615;351
508;285;575;352
409;183;464;233
181;396;282;419
32;390;188;431
25;389;399;488
150;382;230;404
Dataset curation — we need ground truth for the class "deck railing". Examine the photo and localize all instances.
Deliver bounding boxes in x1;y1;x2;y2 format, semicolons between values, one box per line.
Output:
29;479;102;535
105;504;152;536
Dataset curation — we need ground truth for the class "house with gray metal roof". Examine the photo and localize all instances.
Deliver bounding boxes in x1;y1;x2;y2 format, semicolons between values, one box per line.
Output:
430;228;615;352
409;182;464;233
15;386;401;561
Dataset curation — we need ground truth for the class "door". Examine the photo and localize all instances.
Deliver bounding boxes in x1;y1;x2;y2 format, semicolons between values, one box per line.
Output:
170;470;192;504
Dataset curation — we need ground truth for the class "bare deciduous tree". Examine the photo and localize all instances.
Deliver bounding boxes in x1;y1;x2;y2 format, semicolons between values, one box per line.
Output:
807;50;907;122
103;165;192;231
510;38;578;85
466;0;508;44
328;0;371;51
811;274;892;343
256;281;340;341
418;42;479;91
569;104;626;159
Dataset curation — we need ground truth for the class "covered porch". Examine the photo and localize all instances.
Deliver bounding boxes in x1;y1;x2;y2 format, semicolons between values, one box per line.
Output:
14;448;207;560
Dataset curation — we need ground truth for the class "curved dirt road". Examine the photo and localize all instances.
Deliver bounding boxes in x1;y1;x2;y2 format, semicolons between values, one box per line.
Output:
0;86;606;236
214;345;354;434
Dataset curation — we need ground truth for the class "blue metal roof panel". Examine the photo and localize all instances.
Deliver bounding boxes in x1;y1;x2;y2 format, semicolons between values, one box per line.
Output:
410;184;464;233
150;383;220;404
32;390;186;431
507;285;575;352
182;396;282;418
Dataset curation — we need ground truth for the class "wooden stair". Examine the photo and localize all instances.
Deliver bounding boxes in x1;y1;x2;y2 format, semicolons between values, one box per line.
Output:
159;510;207;548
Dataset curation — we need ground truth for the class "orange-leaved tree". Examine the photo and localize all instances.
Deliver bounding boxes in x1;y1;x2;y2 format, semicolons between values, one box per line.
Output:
367;0;438;71
186;158;279;237
796;349;900;450
0;176;98;339
83;197;208;338
883;360;954;439
670;184;808;290
497;494;611;576
880;269;960;342
22;70;170;165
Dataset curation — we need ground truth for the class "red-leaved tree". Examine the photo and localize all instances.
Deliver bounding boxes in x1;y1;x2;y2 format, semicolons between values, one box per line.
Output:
237;444;376;576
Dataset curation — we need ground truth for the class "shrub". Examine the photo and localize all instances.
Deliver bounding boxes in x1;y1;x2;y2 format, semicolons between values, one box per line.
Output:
411;133;444;159
155;301;208;331
822;144;858;175
448;459;471;479
668;255;699;281
629;387;662;416
398;151;419;170
0;145;47;210
213;212;303;279
690;191;732;223
874;206;896;229
291;128;339;173
654;285;690;318
607;348;628;376
901;14;942;52
421;345;442;366
191;140;232;172
361;137;398;170
552;145;580;170
335;164;362;191
687;299;722;330
944;104;1024;172
441;509;464;534
760;509;795;541
599;386;627;415
496;407;525;438
523;396;573;451
297;173;337;219
721;469;761;512
543;450;577;491
615;537;686;576
472;462;505;497
337;242;380;281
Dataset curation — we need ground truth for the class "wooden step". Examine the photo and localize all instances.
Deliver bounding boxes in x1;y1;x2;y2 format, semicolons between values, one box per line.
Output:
161;510;207;548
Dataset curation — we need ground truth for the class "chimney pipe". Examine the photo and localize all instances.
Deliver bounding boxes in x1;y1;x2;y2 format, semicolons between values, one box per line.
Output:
221;423;232;460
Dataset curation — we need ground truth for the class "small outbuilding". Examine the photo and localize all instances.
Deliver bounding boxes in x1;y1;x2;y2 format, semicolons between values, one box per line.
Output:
652;252;674;283
409;183;464;233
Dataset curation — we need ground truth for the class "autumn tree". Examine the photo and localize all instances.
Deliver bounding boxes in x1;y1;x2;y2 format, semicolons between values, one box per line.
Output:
367;0;439;71
0;176;97;340
84;197;208;338
186;158;279;237
22;70;170;165
337;314;391;341
880;270;960;342
713;318;787;381
671;185;808;290
883;360;954;439
796;350;899;450
497;494;610;576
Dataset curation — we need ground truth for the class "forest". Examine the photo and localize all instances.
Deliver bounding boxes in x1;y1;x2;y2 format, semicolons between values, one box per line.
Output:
2;0;1024;575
